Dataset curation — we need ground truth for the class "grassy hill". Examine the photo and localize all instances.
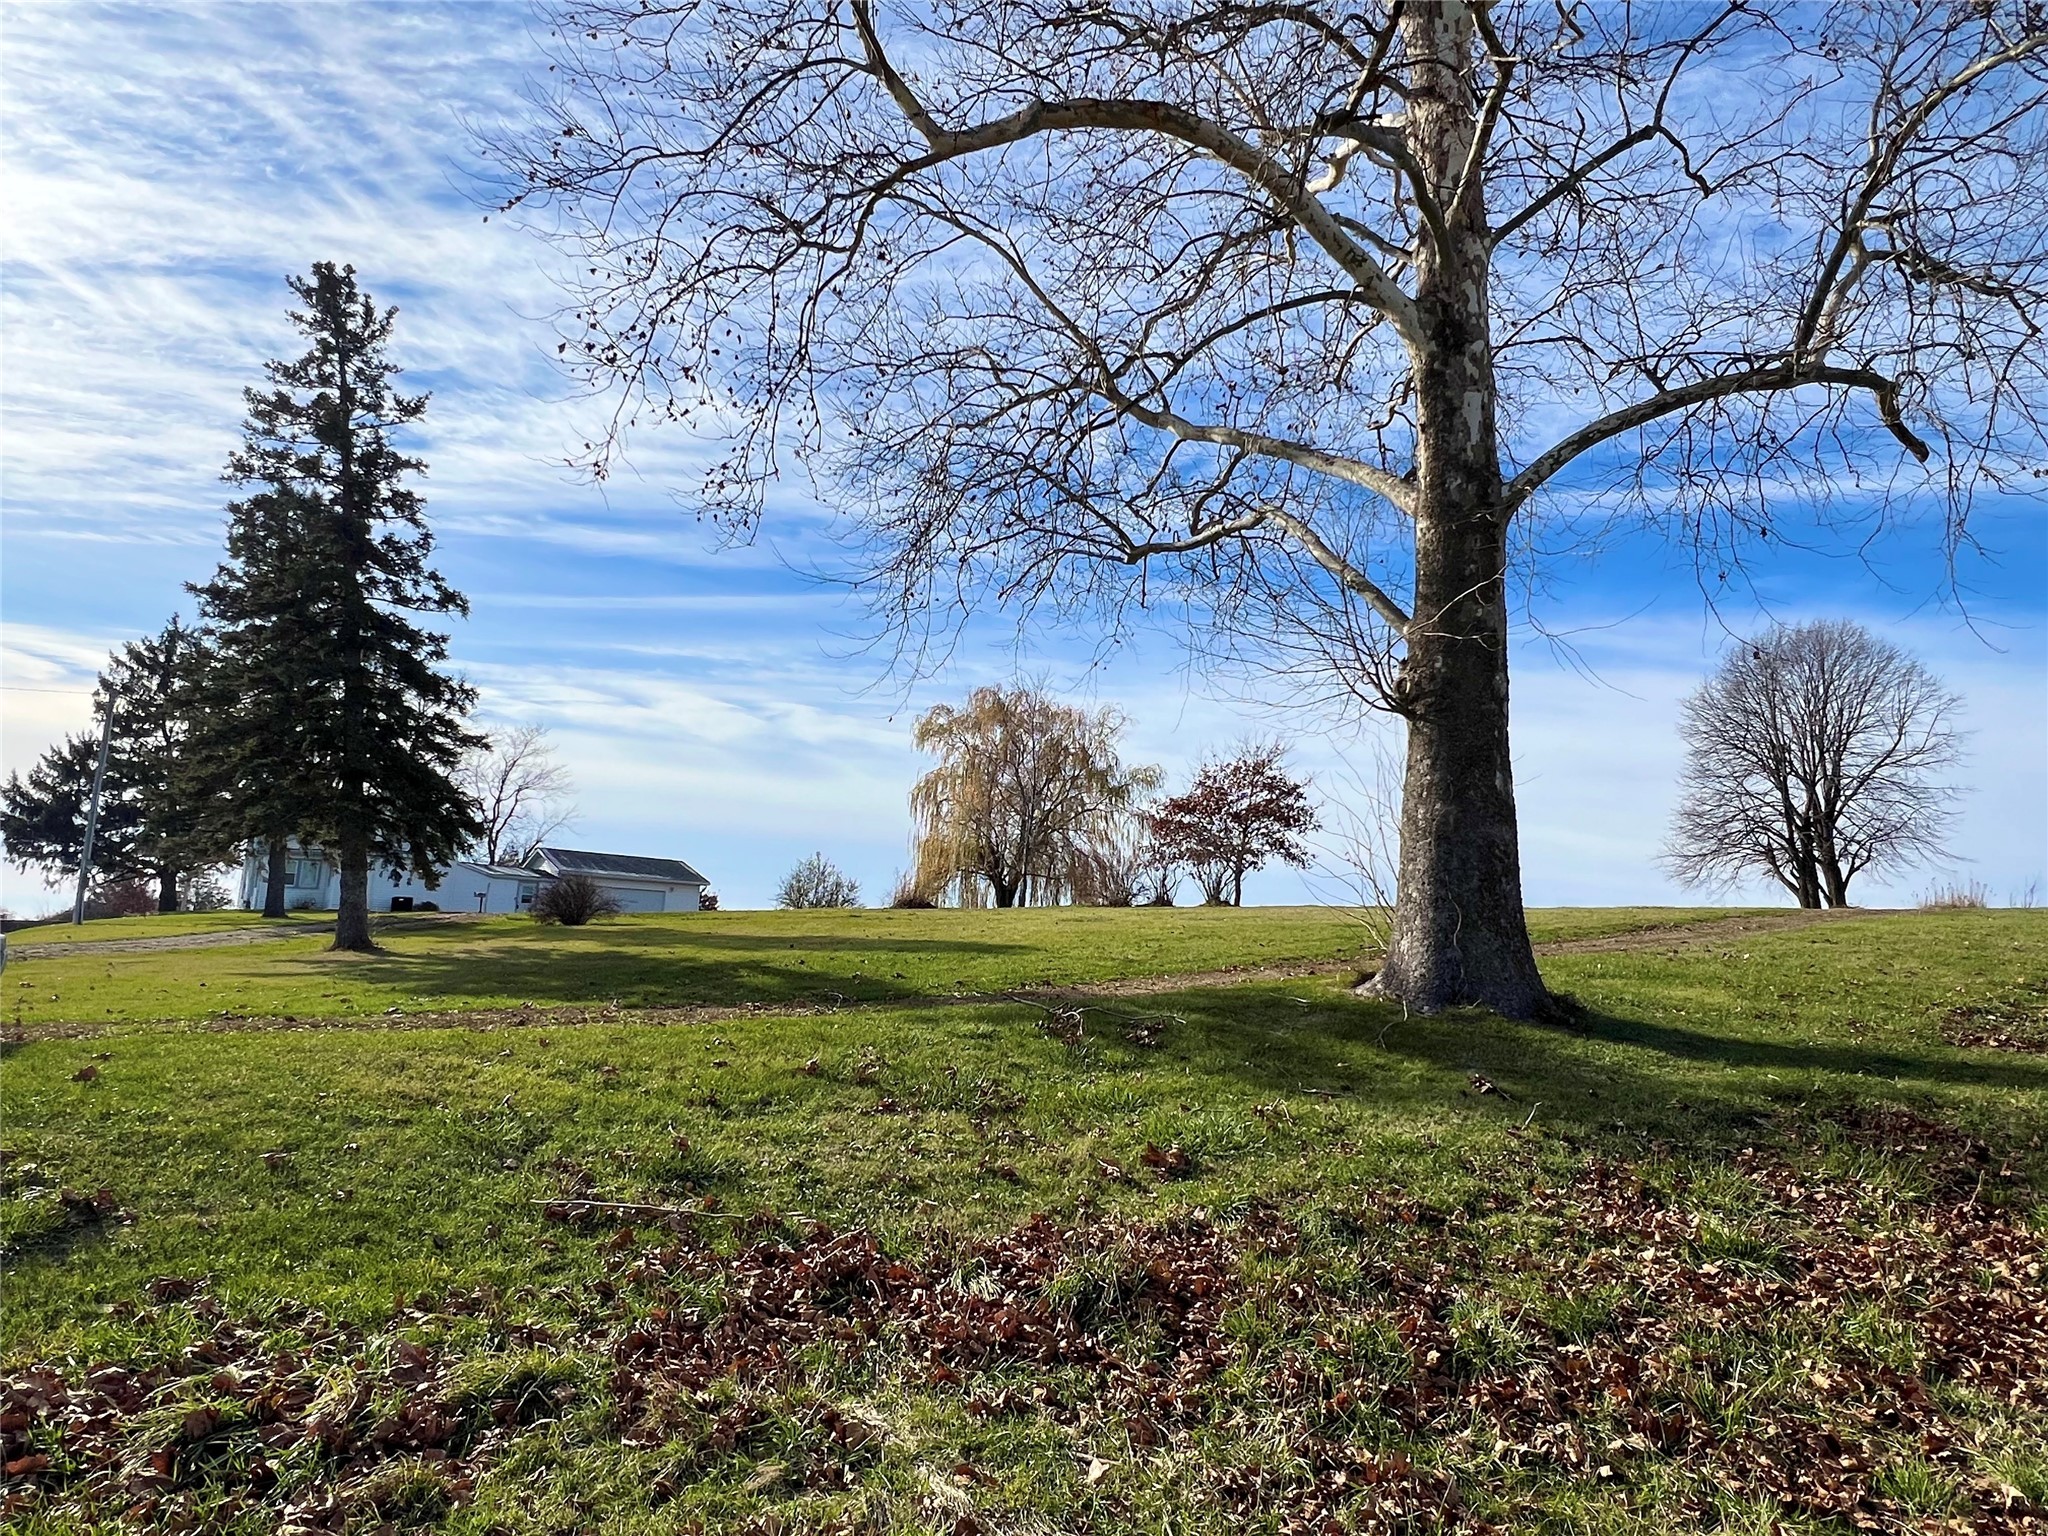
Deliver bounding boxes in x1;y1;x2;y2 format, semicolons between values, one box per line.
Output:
4;903;1747;1029
3;906;2043;1533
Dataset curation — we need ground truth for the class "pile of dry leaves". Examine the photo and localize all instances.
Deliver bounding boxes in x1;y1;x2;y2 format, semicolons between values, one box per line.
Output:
1940;987;2048;1054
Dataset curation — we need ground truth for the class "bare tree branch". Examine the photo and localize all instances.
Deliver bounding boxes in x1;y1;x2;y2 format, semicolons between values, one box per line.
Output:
1507;363;1931;510
848;0;1425;344
457;724;577;866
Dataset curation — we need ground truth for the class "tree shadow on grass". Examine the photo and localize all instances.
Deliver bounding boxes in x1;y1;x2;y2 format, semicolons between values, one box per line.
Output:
1113;981;2048;1155
289;930;1037;1009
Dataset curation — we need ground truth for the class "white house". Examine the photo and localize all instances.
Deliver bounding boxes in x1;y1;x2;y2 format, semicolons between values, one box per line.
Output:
237;843;709;915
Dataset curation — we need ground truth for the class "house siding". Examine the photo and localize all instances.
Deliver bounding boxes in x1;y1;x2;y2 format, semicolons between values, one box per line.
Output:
236;846;536;915
237;843;705;916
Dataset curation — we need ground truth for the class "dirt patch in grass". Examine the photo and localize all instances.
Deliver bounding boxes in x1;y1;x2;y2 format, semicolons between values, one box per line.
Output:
9;1114;2042;1534
1533;905;1890;956
4;998;821;1044
8;924;329;958
1940;984;2048;1055
2;970;1333;1044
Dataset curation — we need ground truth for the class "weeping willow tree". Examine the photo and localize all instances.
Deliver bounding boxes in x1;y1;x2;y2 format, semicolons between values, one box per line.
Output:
909;686;1160;908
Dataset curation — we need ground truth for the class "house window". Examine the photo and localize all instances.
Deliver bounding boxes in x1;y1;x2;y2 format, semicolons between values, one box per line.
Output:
287;859;324;888
517;883;539;908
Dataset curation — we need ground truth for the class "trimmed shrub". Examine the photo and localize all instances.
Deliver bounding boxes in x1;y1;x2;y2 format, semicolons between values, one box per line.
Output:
532;874;622;926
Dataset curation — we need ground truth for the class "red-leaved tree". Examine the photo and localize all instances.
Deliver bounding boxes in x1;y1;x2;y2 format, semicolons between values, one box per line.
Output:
1150;745;1319;906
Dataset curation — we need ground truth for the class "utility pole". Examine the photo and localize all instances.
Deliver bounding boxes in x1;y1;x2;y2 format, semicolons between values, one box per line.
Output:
71;687;117;926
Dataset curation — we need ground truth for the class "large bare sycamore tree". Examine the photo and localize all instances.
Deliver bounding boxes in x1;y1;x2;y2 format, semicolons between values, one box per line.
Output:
492;1;2048;1016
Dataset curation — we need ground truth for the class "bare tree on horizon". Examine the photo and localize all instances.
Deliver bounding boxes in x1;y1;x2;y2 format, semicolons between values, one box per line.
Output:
458;724;578;867
1667;620;1964;910
488;0;2048;1015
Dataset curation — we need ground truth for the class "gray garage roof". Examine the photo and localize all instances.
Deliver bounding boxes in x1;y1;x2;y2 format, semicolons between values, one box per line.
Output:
528;846;708;885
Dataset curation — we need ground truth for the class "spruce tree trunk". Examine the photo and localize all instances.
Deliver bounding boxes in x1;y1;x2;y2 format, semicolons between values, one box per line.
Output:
157;870;179;914
1363;1;1547;1018
332;840;374;950
262;836;290;919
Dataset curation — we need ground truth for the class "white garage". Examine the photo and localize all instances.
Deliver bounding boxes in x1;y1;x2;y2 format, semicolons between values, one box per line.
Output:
601;884;667;913
522;846;709;912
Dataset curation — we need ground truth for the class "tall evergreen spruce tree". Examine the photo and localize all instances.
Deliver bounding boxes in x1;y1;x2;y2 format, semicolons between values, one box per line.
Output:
183;486;331;920
190;263;482;949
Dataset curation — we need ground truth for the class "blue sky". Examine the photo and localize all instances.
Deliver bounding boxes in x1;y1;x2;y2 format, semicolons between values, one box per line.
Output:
3;1;2043;914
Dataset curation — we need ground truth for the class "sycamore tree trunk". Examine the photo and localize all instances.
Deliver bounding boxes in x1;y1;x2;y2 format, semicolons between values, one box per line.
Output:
333;840;373;951
262;836;289;919
1365;1;1547;1019
1372;516;1545;1015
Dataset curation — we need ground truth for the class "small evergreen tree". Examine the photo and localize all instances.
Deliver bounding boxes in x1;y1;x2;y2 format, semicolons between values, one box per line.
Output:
108;617;230;910
0;733;146;900
180;524;324;919
189;263;482;949
0;618;225;911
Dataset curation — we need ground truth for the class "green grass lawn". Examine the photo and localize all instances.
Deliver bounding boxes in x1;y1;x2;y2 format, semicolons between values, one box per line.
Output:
3;904;1752;1029
3;908;2043;1534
